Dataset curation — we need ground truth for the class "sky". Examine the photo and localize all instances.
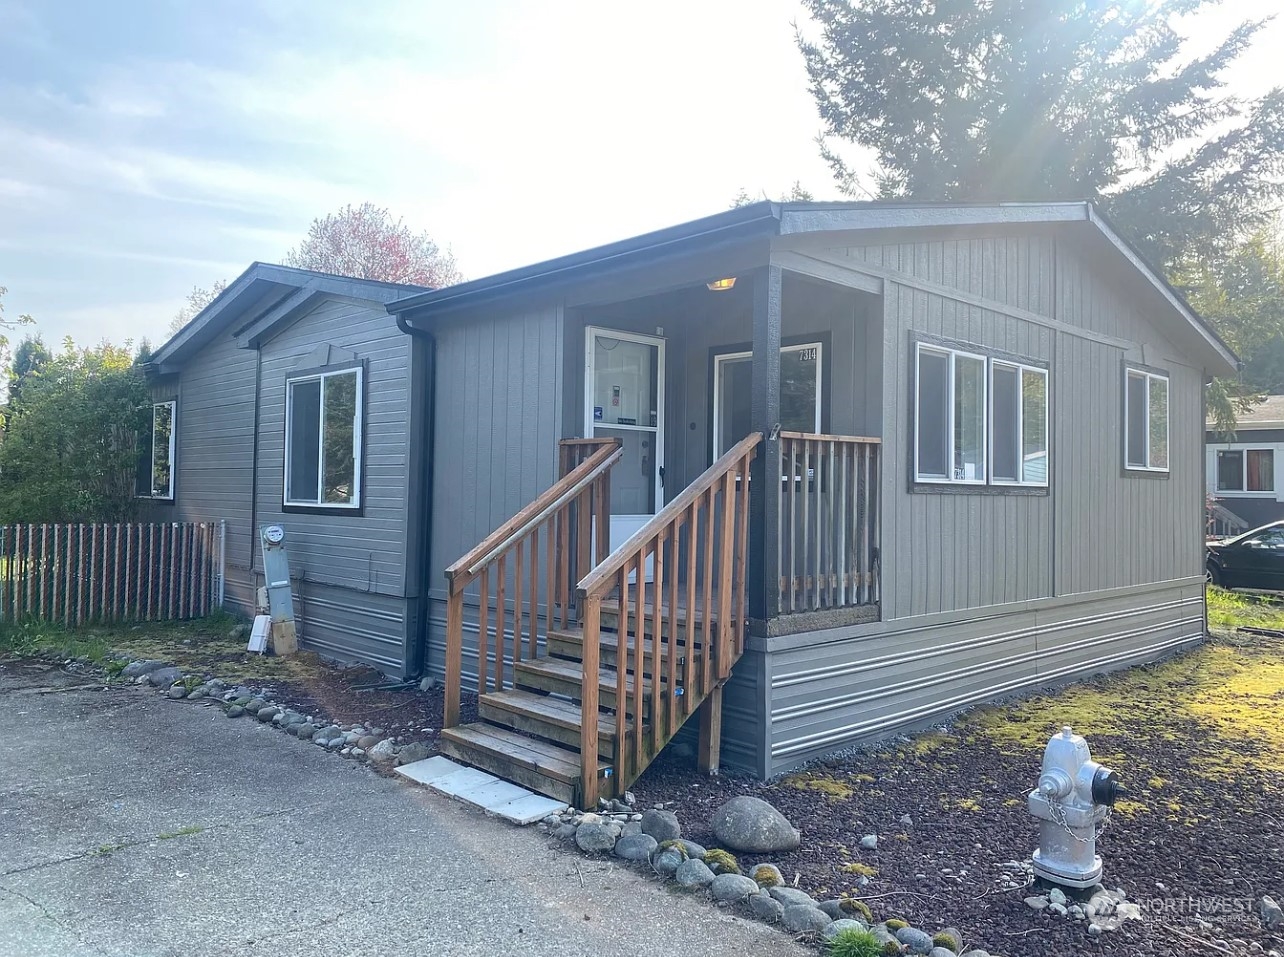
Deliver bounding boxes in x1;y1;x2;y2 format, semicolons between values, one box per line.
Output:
0;0;1282;350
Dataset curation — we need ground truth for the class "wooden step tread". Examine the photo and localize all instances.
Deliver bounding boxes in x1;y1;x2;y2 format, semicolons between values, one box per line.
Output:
548;626;704;653
517;656;649;693
600;597;721;625
480;688;628;736
439;723;605;785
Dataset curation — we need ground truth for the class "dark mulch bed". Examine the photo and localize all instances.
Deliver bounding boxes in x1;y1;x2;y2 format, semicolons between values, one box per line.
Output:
632;697;1284;956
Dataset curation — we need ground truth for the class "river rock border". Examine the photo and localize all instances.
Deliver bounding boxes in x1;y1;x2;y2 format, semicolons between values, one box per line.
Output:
540;802;994;957
115;657;430;767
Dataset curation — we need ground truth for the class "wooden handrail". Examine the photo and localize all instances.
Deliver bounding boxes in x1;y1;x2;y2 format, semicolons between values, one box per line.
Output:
778;431;881;445
577;432;763;598
574;430;760;808
446;441;621;585
442;438;621;731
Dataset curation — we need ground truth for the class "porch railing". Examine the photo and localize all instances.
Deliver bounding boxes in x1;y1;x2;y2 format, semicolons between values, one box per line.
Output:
442;439;623;728
576;432;760;806
559;437;621;478
777;432;880;613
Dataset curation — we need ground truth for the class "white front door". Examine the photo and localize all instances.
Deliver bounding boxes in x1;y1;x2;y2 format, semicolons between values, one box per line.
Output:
585;327;665;567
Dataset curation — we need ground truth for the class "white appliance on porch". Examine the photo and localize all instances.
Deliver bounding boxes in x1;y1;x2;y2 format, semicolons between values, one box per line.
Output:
584;326;665;580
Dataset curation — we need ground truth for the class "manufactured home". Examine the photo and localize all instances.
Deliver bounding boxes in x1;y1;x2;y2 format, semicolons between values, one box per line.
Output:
1206;394;1284;531
147;202;1235;806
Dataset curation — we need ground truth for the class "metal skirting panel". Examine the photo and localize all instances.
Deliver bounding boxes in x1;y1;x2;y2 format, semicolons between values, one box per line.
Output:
294;584;407;676
766;580;1205;774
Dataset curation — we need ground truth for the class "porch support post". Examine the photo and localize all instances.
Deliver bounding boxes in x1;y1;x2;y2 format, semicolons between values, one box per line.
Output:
749;264;783;623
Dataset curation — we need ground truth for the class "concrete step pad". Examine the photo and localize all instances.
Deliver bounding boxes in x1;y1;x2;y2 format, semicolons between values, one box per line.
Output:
395;755;568;825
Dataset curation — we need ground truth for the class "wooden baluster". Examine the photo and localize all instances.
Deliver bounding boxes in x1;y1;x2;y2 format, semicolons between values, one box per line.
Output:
630;552;643;784
580;593;602;807
788;439;798;613
825;442;835;608
445;578;463;728
665;522;679;741
683;502;697;718
700;487;715;694
557;505;570;629
650;535;664;758
544;515;555;656
594;473;611;568
513;539;525;667
575;486;592;611
478;567;490;695
717;471;735;681
495;555;507;690
616;564;628;784
734;451;751;656
528;527;540;660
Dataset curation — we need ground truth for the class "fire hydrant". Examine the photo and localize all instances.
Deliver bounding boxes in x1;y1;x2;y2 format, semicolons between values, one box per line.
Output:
1028;726;1123;888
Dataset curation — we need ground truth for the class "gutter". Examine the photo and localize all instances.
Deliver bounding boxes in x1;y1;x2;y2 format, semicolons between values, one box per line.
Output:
396;313;437;679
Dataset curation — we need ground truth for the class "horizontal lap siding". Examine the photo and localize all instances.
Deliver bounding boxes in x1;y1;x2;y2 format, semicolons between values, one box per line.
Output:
422;303;564;683
764;580;1204;773
255;298;414;674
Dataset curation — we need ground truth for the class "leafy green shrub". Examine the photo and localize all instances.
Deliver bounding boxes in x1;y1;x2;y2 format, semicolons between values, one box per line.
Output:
826;927;882;957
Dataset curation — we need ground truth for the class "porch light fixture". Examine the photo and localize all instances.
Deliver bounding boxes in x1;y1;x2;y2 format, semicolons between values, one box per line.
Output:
706;277;737;292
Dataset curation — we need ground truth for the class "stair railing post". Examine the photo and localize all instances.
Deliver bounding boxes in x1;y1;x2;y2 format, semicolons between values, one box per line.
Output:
579;594;602;808
444;574;464;729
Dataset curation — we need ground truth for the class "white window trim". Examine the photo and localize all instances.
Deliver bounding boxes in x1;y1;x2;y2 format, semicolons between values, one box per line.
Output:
1215;447;1275;495
989;361;1049;488
145;400;176;501
914;342;989;485
283;367;364;509
1124;368;1170;473
711;341;823;460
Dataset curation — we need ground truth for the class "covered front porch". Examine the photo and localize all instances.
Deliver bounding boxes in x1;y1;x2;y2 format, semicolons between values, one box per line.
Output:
437;254;885;807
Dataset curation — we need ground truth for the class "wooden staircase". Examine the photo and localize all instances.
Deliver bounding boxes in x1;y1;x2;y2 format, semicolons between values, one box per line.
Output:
439;435;761;808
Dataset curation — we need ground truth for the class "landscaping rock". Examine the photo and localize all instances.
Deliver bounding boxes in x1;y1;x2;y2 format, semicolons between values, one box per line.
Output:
554;823;577;842
613;833;657;862
897;926;935;955
960;951;992;957
226;705;245;718
419;675;436;692
768;886;815;908
748;892;784;923
357;735;379;751
147;666;183;688
1024;896;1049;911
574;822;617;854
121;660;166;678
749;863;783;888
930;949;958;957
257;706;280;722
818;900;848;920
620;821;642;838
187;687;206;700
653;847;685;876
167;686;187;699
676;839;707;859
859;833;878;850
640;808;681;843
1048;887;1067;907
367;739;398;763
293;722;316;740
823;919;869;939
1263;896;1284;929
674;858;715;889
710;796;800;853
711;873;760;904
781;904;832;934
396;742;432;765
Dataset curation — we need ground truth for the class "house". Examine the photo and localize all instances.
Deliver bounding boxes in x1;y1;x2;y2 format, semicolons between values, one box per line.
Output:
147;202;1235;806
141;264;433;677
1206;394;1284;531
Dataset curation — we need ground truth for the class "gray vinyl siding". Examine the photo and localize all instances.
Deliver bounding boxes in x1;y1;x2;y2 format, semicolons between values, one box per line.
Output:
252;297;414;674
422;302;566;686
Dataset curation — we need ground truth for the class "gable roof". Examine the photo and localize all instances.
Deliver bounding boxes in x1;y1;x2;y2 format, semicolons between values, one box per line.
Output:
387;200;1237;375
1207;394;1284;431
148;262;426;373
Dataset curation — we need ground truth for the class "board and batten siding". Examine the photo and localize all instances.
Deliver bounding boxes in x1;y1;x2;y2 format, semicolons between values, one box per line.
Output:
745;231;1208;776
145;333;259;615
422;302;566;688
253;297;414;674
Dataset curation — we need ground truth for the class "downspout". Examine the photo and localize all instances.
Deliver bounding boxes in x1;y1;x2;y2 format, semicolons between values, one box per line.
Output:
248;345;263;572
396;312;437;678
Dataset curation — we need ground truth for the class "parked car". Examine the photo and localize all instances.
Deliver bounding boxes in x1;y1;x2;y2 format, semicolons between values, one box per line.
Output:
1206;521;1284;590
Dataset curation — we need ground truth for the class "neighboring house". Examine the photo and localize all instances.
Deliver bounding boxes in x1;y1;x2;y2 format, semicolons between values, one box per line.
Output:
146;202;1235;805
1206;394;1284;531
141;264;432;677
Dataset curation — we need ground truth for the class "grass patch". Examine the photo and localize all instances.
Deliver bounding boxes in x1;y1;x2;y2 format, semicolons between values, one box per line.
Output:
785;773;855;801
1207;586;1284;633
157;825;204;840
0;619;113;663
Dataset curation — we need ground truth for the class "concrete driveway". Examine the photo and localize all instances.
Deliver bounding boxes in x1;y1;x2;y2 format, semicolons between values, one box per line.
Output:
0;659;806;957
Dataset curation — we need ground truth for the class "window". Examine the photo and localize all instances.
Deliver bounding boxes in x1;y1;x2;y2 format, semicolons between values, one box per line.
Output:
137;400;175;500
713;342;822;457
1217;448;1274;492
1124;368;1168;472
284;367;362;508
990;361;1049;486
915;343;987;484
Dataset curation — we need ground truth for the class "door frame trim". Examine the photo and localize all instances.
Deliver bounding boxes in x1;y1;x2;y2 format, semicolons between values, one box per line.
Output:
583;325;666;513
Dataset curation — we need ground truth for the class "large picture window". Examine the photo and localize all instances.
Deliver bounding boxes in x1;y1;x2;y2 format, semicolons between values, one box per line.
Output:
137;400;176;500
713;342;822;458
1124;367;1168;473
284;367;362;508
1217;448;1274;492
914;342;1049;489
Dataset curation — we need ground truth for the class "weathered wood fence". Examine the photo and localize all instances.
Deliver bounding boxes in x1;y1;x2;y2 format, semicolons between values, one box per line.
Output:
0;523;222;625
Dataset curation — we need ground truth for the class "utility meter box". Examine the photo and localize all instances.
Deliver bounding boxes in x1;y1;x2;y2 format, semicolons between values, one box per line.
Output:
259;524;298;655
